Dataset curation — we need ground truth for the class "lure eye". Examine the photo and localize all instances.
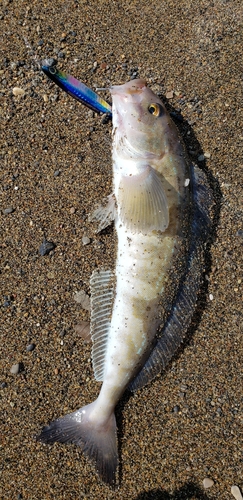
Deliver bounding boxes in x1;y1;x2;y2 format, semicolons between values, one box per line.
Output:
49;66;57;75
148;103;164;117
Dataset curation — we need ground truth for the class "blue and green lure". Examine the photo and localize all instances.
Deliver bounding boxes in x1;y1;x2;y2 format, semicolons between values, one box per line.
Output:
42;60;112;116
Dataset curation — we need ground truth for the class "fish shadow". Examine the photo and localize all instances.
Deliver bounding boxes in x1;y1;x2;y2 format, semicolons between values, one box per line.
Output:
115;101;222;484
134;482;211;499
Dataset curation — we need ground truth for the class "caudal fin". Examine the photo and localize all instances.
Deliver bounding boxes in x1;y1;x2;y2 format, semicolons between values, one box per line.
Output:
36;401;118;485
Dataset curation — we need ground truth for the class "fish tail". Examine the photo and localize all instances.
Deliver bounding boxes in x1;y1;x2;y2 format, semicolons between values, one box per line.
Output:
36;401;118;485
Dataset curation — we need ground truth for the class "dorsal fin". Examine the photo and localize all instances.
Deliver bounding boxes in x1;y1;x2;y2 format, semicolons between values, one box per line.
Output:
90;269;114;381
129;165;213;391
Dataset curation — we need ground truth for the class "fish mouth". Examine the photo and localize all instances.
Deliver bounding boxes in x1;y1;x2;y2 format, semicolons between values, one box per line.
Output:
110;79;147;97
111;79;147;127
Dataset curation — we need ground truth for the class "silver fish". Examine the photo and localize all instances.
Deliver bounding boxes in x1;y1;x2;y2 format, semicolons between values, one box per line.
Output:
36;79;212;484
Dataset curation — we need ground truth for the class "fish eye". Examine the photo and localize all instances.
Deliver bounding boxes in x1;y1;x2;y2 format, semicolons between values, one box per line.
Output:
148;103;164;117
49;66;57;75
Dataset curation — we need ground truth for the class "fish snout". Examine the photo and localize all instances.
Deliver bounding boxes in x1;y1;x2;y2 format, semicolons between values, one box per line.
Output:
110;79;147;97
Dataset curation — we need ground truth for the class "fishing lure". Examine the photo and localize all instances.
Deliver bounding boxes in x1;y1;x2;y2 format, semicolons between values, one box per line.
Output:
42;59;112;115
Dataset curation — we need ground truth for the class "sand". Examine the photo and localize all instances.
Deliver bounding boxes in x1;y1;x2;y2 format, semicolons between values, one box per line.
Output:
1;0;242;499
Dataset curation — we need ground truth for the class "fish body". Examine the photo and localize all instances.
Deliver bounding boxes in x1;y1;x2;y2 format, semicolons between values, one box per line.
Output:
37;79;212;484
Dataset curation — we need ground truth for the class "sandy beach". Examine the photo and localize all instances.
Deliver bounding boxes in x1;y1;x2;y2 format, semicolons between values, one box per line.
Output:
1;0;242;498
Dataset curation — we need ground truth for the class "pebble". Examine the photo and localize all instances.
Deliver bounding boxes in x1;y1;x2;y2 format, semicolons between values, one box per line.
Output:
198;154;205;162
166;90;174;99
10;363;20;375
12;87;25;96
39;238;56;256
204;151;211;159
231;485;243;500
1;382;7;389
26;343;35;352
3;207;14;214
73;290;91;310
203;478;214;489
82;236;90;245
70;207;76;214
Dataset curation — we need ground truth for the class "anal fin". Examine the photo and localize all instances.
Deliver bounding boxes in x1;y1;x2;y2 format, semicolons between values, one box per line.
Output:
90;269;114;381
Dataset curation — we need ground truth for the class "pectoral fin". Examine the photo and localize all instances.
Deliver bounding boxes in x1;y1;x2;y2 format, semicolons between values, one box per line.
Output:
89;194;117;232
118;165;169;234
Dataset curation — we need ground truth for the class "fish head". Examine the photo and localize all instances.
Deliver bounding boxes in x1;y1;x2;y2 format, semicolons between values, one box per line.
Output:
111;79;174;163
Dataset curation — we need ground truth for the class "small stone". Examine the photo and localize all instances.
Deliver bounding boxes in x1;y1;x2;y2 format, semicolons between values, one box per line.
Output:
3;206;14;214
236;229;243;238
204;152;211;159
166;90;174;99
101;113;111;124
184;178;190;187
43;93;48;102
198;154;205;162
39;238;55;256
203;478;214;489
54;170;60;177
180;384;188;391
82;236;90;245
54;367;59;375
10;363;20;375
26;343;35;352
1;382;7;388
74;290;90;310
12;87;25;96
231;485;243;500
70;207;76;214
209;293;214;301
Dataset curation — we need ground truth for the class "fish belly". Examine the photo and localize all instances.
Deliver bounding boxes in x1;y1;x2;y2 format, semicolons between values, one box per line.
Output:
102;225;176;397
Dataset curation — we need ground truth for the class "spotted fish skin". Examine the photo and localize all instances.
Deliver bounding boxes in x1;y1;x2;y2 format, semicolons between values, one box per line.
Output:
36;79;212;485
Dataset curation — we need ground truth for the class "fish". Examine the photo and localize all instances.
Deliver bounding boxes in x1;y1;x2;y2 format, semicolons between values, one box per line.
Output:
42;59;112;115
36;79;212;485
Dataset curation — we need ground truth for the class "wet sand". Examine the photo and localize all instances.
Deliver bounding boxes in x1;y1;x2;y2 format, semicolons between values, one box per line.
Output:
1;1;242;499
